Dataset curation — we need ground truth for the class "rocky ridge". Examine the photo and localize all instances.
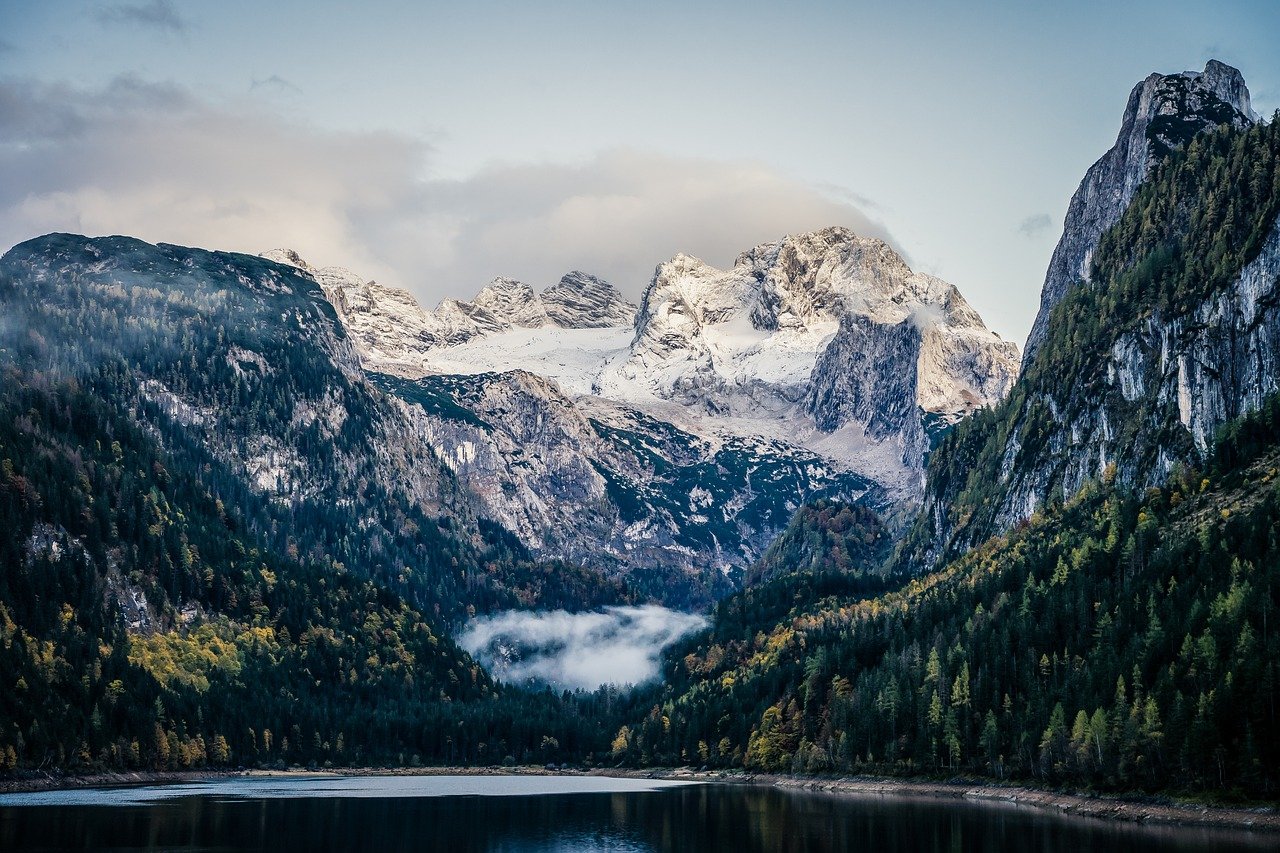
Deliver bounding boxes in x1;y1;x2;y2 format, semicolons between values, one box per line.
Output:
911;60;1280;569
1022;59;1257;365
263;230;1018;595
598;228;1020;488
261;249;637;377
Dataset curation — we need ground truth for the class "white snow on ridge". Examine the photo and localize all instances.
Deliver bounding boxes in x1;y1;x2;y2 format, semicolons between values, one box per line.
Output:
421;325;633;397
262;227;1019;501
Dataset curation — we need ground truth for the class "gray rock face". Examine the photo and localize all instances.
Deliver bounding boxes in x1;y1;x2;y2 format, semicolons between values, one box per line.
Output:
974;211;1280;550
542;271;637;328
806;314;928;471
1022;60;1255;366
383;370;882;606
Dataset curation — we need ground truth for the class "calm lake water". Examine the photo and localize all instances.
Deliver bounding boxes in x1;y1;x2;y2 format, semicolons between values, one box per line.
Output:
0;774;1272;852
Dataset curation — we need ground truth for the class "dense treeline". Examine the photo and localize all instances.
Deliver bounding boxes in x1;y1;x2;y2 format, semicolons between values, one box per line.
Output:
0;367;645;772
626;422;1280;796
744;500;890;587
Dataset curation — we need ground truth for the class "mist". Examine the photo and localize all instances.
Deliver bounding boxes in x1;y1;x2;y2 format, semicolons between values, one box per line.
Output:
458;606;707;691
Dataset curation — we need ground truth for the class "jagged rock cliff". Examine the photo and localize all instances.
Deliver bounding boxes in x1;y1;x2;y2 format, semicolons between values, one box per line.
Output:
598;227;1020;491
910;62;1280;570
1023;60;1256;365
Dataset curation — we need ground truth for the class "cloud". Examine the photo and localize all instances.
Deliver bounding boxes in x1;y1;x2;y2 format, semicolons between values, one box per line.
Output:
1016;213;1053;238
0;75;426;287
251;75;303;96
95;0;187;33
0;75;895;307
457;606;706;690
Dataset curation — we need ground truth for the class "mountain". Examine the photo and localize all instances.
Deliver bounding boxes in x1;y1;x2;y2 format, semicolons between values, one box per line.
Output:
1022;59;1257;365
261;249;639;376
265;229;1016;598
600;228;1018;484
627;61;1280;797
908;61;1277;570
380;370;879;605
0;234;641;772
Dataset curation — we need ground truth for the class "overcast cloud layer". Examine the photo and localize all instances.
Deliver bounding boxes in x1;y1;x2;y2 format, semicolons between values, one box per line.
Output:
0;74;891;306
458;606;707;691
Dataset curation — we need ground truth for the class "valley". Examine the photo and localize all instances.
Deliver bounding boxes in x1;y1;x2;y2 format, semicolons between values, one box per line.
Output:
0;55;1278;820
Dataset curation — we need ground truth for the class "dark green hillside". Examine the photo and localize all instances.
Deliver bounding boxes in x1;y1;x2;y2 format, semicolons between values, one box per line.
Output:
627;406;1280;795
908;115;1280;569
745;500;890;587
0;236;629;773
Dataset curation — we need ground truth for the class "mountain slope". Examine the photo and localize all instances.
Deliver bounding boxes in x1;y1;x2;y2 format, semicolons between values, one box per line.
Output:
264;228;1016;598
596;228;1020;493
0;233;640;772
623;63;1280;798
909;105;1280;570
631;404;1280;794
379;370;880;606
1023;59;1256;365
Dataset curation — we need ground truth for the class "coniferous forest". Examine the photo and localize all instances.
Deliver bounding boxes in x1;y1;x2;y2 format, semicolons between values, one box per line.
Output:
1;106;1279;810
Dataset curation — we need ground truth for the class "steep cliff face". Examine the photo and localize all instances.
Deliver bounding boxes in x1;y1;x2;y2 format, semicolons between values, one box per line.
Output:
806;314;927;468
379;370;883;606
910;74;1280;570
981;212;1280;542
1023;60;1256;365
600;227;1020;490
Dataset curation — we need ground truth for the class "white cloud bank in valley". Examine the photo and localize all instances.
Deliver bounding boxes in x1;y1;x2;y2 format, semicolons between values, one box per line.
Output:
457;606;707;691
0;75;893;306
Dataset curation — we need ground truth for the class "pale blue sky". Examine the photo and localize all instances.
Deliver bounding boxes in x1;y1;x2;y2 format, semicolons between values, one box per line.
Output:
2;0;1276;344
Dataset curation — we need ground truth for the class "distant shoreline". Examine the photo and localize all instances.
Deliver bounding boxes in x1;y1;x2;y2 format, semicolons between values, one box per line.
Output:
2;766;1277;835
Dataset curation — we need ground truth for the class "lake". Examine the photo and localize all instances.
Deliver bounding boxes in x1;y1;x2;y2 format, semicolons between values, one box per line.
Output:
0;774;1271;852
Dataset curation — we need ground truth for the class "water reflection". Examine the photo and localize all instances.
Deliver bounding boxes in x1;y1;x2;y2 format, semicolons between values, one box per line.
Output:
0;778;1272;852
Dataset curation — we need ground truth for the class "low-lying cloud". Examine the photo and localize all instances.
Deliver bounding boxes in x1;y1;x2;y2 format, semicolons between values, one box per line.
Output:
0;74;893;306
458;606;707;691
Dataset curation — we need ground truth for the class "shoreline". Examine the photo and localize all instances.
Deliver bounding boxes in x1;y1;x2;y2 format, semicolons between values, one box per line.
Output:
2;766;1277;834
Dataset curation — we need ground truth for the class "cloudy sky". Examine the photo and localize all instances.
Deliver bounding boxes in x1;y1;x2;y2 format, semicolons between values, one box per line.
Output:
1;1;1277;344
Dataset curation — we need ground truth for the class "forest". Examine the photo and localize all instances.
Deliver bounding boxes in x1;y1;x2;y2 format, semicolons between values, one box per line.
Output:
0;116;1278;804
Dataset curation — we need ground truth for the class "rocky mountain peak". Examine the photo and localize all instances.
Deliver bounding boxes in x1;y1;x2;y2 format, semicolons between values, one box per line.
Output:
471;277;550;328
1196;59;1256;119
260;247;313;272
1022;60;1256;364
599;228;1020;496
541;271;638;329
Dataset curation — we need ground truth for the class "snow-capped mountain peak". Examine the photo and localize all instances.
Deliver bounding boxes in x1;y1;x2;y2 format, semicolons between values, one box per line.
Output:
265;226;1017;507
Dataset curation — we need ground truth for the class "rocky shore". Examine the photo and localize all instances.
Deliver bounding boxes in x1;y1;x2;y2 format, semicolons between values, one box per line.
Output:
3;766;1277;835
